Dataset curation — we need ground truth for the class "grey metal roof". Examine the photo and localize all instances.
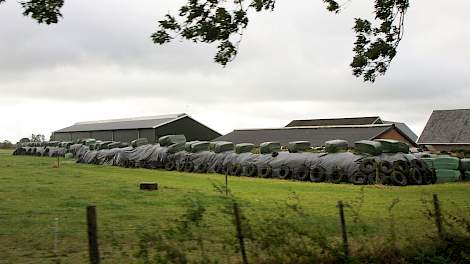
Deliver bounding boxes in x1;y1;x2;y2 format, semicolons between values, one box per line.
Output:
55;113;187;132
216;124;395;147
286;116;381;127
418;109;470;144
383;121;418;142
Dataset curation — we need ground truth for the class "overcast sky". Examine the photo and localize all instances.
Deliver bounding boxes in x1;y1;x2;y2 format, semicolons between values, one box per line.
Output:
0;0;469;142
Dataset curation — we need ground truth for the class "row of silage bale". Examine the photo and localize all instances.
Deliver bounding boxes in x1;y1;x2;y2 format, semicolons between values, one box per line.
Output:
420;155;462;183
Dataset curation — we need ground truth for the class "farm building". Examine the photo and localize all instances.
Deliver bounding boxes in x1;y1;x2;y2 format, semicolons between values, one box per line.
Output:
418;109;470;151
217;116;418;147
52;113;221;143
286;116;418;142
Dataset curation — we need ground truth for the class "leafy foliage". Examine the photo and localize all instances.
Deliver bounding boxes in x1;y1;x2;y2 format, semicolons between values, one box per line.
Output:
1;0;410;81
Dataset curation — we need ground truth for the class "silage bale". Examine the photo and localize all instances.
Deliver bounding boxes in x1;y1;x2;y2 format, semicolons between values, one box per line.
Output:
354;140;383;156
433;156;460;170
325;140;349;153
374;139;401;153
167;142;186;154
191;142;210;153
85;139;97;146
108;142;124;149
131;138;149;148
235;143;255;154
287;141;311;153
460;158;470;171
158;135;186;147
259;142;281;154
185;141;199;152
97;141;114;150
421;158;435;169
214;141;234;153
435;169;461;183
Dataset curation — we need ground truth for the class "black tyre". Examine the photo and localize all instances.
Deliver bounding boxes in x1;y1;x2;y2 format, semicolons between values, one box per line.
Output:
422;167;433;185
393;160;410;173
309;166;326;182
184;161;195;172
411;159;425;170
165;160;176;171
379;160;393;175
293;166;309;181
230;164;242;176
258;166;273;178
360;158;376;174
245;165;257;177
176;162;185;172
328;167;345;184
351;171;368;185
195;163;208;173
214;163;224;174
431;169;437;184
391;170;408;186
408;168;423;185
278;165;291;179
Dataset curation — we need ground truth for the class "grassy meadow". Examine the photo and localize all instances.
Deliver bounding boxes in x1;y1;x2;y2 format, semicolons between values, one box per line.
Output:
1;149;470;263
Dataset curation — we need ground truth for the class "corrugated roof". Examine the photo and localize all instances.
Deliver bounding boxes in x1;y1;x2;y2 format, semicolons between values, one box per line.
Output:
55;113;187;132
216;124;394;146
418;109;470;144
285;116;381;127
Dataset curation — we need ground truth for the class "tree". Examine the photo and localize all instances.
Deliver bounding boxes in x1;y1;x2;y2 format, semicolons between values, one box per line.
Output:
0;0;409;82
30;134;45;142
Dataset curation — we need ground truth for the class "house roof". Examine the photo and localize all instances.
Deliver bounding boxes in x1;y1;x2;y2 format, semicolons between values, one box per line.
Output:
55;113;188;132
418;109;470;144
216;124;409;147
383;121;418;142
285;116;382;127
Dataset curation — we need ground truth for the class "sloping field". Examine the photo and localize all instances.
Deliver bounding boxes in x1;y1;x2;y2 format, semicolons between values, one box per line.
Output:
0;149;469;263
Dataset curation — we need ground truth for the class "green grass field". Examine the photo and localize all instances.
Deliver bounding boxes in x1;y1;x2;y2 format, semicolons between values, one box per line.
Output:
1;149;470;263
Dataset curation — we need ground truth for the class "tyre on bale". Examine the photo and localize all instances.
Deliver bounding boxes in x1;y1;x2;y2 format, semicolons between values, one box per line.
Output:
165;160;176;171
176;162;185;172
328;167;345;184
360;158;376;174
230;164;242;176
351;171;368;185
213;163;224;174
391;170;408;186
408;167;423;185
184;161;195;173
422;167;434;185
278;165;291;179
379;160;393;175
258;166;273;178
393;160;410;173
293;166;309;181
195;163;208;173
309;166;326;182
244;165;257;177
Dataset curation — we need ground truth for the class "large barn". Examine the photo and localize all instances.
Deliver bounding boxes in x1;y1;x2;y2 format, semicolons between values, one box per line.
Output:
216;116;418;147
418;109;470;151
52;113;221;143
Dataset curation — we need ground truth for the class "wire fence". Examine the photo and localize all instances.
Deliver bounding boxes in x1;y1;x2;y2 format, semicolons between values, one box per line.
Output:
1;193;470;264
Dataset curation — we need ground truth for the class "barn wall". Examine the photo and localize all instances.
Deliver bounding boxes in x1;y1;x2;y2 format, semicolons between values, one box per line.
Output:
114;129;139;143
71;132;92;141
156;116;221;141
139;128;156;143
90;131;113;141
374;128;414;146
54;132;72;141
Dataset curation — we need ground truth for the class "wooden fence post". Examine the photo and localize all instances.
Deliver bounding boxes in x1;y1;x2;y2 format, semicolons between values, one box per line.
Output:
338;201;350;260
433;194;443;239
233;202;248;264
87;205;100;264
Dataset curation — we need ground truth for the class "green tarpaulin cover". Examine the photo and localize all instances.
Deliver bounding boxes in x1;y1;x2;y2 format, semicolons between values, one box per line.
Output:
235;143;255;154
159;135;186;146
259;142;281;154
288;141;311;153
214;141;234;153
325;140;348;153
354;140;383;156
436;169;461;183
433;156;460;170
